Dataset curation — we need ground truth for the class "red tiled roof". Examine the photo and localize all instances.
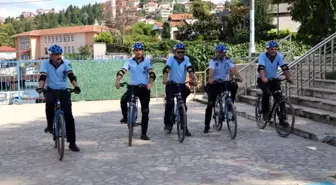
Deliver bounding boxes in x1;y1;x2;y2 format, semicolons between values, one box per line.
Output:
169;14;193;21
0;46;16;52
11;25;115;38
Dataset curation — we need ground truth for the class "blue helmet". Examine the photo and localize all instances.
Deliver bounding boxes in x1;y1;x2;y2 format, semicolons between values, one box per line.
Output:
266;40;279;49
132;42;144;50
48;44;63;54
174;43;185;50
216;44;227;52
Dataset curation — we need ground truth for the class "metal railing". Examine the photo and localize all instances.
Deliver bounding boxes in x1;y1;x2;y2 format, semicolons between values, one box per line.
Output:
278;32;336;98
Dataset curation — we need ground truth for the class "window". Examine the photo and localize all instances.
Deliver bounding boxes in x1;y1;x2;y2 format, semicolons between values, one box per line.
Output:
67;35;70;42
68;46;71;53
45;47;48;54
59;36;62;42
56;36;58;42
20;36;30;50
63;35;66;42
44;37;47;43
48;36;51;42
71;35;74;42
72;46;75;53
64;47;67;54
52;36;54;43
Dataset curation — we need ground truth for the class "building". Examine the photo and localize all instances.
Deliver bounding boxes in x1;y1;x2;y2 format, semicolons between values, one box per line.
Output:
158;4;172;20
0;17;5;24
11;25;113;60
271;3;300;32
0;46;16;60
143;1;159;13
21;12;35;18
168;13;194;25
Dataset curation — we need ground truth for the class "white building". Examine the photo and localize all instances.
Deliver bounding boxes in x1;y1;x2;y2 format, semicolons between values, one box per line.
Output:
0;46;16;60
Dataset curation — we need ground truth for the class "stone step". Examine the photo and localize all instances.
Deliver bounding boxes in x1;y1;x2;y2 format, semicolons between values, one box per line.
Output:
290;95;336;112
301;87;336;101
239;95;336;127
193;95;336;147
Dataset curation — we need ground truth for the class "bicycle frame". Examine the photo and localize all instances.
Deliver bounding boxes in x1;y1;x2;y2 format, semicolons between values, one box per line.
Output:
216;82;233;118
173;84;185;122
127;86;139;126
53;91;66;138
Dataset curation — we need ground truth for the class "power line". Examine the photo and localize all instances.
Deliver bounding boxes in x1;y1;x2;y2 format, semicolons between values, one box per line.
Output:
0;0;53;5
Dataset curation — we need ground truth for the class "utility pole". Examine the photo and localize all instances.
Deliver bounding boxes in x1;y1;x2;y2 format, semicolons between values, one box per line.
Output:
249;0;255;57
277;3;279;34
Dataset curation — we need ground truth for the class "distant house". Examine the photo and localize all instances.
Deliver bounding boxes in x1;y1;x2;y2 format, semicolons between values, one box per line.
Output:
143;1;159;13
158;4;172;21
271;3;300;32
0;46;16;60
11;25;115;60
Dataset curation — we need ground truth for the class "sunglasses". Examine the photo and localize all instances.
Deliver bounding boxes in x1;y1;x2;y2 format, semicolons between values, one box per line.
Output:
176;51;185;54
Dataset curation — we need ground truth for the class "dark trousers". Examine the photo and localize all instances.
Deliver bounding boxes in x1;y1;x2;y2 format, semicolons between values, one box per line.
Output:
121;86;150;135
257;78;286;119
164;84;191;127
204;82;238;126
44;90;76;143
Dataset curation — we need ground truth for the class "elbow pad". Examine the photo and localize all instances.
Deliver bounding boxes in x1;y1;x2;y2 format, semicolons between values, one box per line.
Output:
162;65;170;74
187;66;195;73
116;69;125;77
39;74;47;82
149;71;156;81
257;65;265;72
67;73;77;83
281;64;289;71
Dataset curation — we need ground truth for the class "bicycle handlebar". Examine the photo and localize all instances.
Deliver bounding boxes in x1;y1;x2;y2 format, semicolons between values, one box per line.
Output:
269;77;293;84
120;82;147;88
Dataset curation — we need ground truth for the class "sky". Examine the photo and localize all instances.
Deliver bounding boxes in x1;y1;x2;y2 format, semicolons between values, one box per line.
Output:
0;0;226;18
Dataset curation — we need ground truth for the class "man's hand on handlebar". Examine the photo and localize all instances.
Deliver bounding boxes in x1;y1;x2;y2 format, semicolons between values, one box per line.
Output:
115;80;121;89
74;86;81;94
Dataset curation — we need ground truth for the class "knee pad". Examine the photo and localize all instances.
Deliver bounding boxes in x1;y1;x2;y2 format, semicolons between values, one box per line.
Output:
231;82;238;89
142;108;149;115
207;102;214;108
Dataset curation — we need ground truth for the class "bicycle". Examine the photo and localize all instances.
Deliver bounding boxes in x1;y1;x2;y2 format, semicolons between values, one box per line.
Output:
119;82;142;146
211;79;239;139
40;88;75;161
255;78;295;137
165;81;189;143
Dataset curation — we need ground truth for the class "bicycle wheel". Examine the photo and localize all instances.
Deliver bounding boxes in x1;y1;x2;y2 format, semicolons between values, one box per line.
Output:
255;95;267;129
272;99;295;138
226;101;237;139
176;103;187;143
56;113;65;161
128;105;135;146
213;99;224;131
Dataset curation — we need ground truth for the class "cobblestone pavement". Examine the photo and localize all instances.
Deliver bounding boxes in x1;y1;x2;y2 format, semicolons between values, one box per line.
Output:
0;99;335;185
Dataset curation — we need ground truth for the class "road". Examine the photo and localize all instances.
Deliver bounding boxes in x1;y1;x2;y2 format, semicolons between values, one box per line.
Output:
0;99;335;185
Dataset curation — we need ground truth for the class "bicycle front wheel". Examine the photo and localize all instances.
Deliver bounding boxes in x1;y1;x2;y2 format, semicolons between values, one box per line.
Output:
56;113;65;161
272;99;295;138
213;100;224;131
128;105;135;146
176;103;187;143
226;101;237;139
255;95;267;129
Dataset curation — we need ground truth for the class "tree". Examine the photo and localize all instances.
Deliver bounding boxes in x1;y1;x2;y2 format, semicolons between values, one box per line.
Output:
94;32;113;43
0;24;15;47
161;22;171;39
286;0;336;45
173;4;186;13
78;45;91;56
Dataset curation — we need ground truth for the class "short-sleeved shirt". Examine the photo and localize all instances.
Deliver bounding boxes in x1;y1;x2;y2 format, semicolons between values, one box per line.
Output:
257;52;285;79
123;57;152;85
166;56;192;84
40;59;72;89
209;57;235;81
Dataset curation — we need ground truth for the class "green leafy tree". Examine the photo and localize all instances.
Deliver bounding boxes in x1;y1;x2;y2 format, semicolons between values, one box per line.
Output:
94;32;113;43
78;45;91;56
161;22;171;39
0;24;15;47
173;4;186;13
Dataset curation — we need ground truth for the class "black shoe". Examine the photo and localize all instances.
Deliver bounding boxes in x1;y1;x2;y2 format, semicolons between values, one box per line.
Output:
69;143;80;152
44;127;53;133
164;124;171;131
120;118;127;124
279;120;290;128
141;134;150;140
186;129;192;137
262;113;269;121
204;125;210;133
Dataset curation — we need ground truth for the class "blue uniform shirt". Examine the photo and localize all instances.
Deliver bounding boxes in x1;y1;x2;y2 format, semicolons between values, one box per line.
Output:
40;59;72;89
209;57;235;81
257;52;285;79
166;56;192;84
123;57;152;85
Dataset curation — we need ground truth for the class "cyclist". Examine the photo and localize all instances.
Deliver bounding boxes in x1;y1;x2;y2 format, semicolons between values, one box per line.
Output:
162;43;197;136
36;44;81;152
116;42;156;141
257;40;292;127
204;44;243;134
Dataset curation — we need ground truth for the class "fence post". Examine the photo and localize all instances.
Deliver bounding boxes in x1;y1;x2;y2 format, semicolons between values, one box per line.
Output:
16;61;22;104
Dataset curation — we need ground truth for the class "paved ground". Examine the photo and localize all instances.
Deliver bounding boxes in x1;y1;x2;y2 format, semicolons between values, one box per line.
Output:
0;99;335;185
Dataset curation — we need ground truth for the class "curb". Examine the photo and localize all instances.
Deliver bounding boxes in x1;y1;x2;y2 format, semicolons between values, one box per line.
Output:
192;97;336;147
